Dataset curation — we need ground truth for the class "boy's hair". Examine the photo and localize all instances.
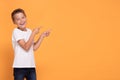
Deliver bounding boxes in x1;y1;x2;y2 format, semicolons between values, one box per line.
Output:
11;8;26;22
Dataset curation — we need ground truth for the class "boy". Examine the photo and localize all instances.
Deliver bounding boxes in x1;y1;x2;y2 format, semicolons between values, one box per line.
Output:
11;8;50;80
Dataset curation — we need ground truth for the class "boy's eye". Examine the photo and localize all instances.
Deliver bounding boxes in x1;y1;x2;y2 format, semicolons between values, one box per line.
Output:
22;16;25;19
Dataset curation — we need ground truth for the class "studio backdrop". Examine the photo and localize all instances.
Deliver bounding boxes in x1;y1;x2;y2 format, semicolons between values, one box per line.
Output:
0;0;120;80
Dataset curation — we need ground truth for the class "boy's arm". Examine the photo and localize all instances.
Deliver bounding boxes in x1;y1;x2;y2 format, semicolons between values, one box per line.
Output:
18;28;40;51
33;30;50;51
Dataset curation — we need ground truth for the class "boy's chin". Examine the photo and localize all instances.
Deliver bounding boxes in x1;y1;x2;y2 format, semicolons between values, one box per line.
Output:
18;26;26;30
20;25;26;28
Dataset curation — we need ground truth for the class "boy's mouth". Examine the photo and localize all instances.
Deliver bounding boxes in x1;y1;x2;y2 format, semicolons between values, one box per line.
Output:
20;22;26;26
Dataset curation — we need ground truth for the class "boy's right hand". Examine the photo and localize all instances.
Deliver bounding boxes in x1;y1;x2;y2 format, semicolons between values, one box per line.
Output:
32;27;40;34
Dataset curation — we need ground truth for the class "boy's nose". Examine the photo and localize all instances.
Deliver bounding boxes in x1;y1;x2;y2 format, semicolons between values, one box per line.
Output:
20;19;24;23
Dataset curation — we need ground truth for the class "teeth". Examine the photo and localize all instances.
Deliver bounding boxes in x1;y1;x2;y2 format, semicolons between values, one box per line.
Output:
20;23;25;25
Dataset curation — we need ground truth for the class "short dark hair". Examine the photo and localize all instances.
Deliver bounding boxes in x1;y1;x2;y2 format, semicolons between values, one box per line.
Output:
11;8;26;22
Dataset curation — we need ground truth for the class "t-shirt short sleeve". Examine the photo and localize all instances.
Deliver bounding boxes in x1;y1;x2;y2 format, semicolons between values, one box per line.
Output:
13;29;24;42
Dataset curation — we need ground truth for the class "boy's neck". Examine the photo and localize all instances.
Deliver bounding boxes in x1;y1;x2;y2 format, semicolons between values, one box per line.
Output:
17;27;27;31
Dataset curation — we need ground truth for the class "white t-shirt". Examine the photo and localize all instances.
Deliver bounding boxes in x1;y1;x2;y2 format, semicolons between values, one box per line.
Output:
12;28;35;68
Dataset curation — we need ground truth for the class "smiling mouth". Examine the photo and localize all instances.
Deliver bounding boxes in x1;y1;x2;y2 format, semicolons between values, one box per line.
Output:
20;22;26;26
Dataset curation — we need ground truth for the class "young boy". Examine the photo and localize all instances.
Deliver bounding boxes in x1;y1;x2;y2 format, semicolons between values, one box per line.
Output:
11;8;50;80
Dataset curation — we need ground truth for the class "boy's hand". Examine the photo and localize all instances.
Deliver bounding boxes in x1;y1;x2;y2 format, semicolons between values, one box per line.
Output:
33;27;41;34
41;30;51;38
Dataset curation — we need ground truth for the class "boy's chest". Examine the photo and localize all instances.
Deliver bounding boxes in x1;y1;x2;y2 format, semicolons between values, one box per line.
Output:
22;32;31;42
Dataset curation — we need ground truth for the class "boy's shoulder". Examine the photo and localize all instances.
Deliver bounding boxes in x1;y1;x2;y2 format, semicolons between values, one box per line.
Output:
26;28;32;33
13;28;31;32
13;28;19;33
26;28;32;31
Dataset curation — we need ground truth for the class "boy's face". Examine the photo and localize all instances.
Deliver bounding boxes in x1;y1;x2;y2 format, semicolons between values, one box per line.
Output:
13;12;27;30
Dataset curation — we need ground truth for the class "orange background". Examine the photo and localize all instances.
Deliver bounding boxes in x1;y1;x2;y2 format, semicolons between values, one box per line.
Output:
0;0;120;80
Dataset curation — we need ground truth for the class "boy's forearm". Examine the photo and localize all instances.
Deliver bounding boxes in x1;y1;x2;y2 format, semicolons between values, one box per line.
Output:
24;32;36;51
33;36;44;51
